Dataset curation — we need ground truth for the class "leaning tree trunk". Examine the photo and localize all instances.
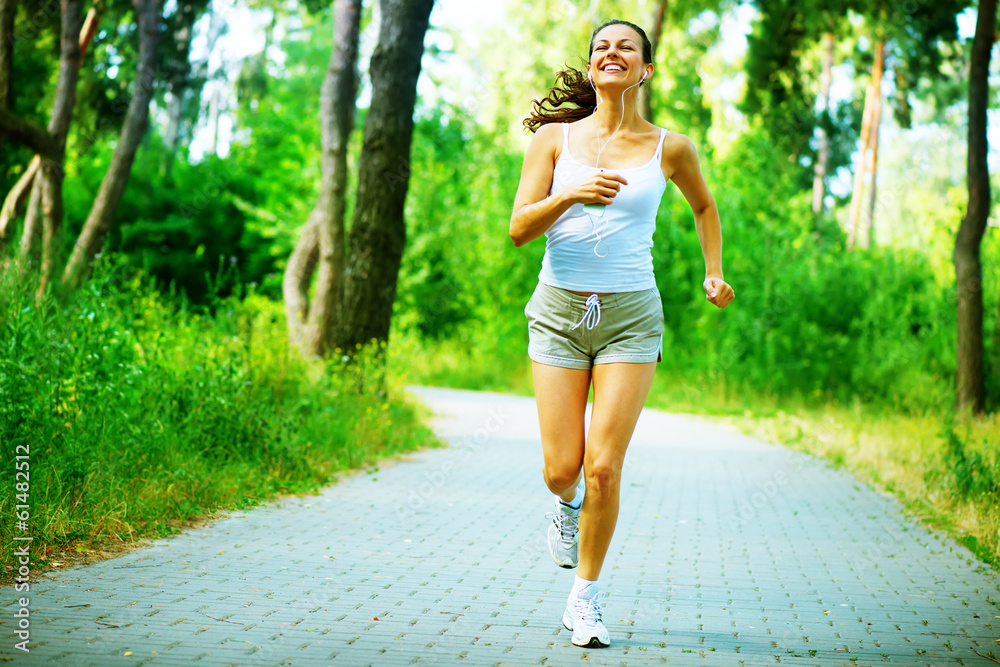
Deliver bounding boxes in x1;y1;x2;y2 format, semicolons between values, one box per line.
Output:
0;5;99;259
0;155;38;242
640;0;668;123
847;40;883;250
953;0;996;415
283;0;362;356
334;0;434;352
812;31;834;220
36;0;84;295
62;0;162;288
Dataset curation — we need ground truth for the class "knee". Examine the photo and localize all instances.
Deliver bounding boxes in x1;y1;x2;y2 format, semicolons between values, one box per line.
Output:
543;464;580;495
585;458;621;497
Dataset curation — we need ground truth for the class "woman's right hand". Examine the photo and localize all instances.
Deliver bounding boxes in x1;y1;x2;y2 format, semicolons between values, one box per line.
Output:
567;172;629;206
511;125;630;247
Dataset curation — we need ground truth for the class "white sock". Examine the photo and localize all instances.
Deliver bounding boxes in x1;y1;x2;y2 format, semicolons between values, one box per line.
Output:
570;575;597;599
560;483;583;510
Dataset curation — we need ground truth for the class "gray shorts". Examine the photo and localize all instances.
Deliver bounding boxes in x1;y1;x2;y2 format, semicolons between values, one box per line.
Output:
524;282;664;370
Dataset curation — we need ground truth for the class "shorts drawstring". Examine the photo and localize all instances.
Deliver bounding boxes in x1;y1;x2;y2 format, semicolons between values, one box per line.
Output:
569;294;602;331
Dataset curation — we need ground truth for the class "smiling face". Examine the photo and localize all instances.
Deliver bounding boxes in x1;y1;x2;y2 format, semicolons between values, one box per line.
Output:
588;23;651;88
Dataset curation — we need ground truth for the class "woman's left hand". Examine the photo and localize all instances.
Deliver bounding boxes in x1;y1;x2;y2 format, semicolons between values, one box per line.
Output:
703;276;735;308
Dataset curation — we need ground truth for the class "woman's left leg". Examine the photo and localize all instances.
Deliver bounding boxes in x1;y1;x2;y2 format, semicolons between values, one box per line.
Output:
577;360;657;581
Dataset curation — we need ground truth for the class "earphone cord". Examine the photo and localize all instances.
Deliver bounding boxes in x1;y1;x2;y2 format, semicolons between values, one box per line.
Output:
587;72;645;256
590;74;644;169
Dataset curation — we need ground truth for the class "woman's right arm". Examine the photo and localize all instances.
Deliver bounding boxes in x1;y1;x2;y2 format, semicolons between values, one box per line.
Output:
509;123;626;247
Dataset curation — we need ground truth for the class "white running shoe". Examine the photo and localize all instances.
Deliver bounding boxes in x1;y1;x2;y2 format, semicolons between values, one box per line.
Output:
546;489;582;568
563;584;610;648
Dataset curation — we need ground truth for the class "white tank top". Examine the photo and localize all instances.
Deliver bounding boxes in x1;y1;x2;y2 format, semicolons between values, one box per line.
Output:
538;122;668;292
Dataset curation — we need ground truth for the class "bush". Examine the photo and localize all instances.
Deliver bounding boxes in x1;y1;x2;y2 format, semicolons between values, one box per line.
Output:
0;259;438;574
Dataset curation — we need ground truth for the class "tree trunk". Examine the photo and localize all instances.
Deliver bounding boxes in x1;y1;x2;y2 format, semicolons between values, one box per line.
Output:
162;0;198;176
283;0;361;355
640;0;668;123
862;76;883;250
283;0;362;356
847;40;883;250
283;212;320;344
0;110;58;156
62;0;162;287
0;0;15;158
207;85;220;156
17;175;41;265
334;0;433;352
812;31;834;219
0;155;39;241
35;0;84;294
37;159;64;297
953;0;996;415
847;84;874;249
1;6;99;261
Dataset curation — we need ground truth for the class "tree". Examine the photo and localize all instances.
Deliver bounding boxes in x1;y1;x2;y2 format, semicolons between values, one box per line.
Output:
741;0;818;164
0;0;84;293
847;39;884;250
62;0;163;287
283;0;433;356
811;30;834;219
862;54;883;249
0;3;101;271
640;0;669;123
283;0;362;356
743;0;970;191
953;0;996;414
333;0;434;351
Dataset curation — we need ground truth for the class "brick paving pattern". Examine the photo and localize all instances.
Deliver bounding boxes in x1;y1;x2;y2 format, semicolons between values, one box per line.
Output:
1;386;997;666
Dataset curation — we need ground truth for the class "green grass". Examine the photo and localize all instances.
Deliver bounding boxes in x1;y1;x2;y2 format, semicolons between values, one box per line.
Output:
0;260;442;577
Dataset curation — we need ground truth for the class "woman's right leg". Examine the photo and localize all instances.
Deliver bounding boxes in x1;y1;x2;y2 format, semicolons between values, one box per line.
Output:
531;361;591;501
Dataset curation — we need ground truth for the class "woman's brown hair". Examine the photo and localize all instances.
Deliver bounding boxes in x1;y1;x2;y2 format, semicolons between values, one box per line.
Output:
523;19;653;134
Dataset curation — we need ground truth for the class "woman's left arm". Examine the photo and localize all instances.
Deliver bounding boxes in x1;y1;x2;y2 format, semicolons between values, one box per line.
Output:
663;134;735;309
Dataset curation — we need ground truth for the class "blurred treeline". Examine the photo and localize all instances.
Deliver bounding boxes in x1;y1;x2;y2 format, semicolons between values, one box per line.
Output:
1;0;997;413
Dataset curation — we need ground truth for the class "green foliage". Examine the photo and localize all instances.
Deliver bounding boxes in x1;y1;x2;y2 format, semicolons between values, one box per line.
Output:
391;112;996;415
61;136;283;302
740;0;974;182
0;258;438;572
935;413;1000;501
741;0;817;159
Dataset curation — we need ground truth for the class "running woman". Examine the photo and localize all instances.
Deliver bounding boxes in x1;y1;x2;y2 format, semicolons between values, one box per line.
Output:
509;19;735;648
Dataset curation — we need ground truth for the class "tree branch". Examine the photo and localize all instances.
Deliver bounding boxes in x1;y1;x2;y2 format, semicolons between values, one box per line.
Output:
0;155;40;239
0;109;58;156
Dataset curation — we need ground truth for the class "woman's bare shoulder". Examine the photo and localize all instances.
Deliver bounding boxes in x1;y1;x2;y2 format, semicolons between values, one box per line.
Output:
528;122;564;162
660;130;697;159
657;130;700;180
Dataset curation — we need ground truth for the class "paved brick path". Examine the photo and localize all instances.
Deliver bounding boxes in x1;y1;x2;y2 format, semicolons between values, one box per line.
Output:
2;386;998;666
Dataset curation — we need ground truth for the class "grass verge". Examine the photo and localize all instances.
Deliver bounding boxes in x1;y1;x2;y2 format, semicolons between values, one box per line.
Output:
0;261;442;581
710;404;1000;571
